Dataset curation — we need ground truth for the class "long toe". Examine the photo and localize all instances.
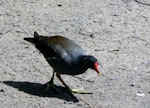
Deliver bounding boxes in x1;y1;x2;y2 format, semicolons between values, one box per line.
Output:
71;88;92;94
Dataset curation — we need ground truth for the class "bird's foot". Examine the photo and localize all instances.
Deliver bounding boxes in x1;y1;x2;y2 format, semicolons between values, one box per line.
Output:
68;88;92;94
67;87;92;94
43;83;60;93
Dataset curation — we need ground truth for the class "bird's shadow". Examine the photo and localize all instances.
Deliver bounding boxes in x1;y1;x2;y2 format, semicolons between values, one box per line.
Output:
3;81;79;102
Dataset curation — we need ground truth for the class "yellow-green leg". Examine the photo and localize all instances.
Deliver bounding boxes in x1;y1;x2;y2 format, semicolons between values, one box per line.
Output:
56;73;92;94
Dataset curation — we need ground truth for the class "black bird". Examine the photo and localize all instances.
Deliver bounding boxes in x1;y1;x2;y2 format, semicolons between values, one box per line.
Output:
24;32;100;94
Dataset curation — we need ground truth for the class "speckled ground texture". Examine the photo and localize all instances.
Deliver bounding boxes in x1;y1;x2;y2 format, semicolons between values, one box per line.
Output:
0;0;150;108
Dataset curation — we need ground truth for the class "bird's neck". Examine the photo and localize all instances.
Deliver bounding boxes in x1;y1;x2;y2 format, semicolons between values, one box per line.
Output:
76;55;90;69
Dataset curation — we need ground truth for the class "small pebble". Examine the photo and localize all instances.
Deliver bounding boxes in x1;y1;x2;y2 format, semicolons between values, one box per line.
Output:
89;34;95;38
136;93;145;97
134;67;138;70
130;84;134;87
0;89;4;92
57;4;62;7
43;4;46;7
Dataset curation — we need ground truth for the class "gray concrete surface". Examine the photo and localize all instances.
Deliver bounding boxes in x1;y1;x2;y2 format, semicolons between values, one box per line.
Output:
0;0;150;108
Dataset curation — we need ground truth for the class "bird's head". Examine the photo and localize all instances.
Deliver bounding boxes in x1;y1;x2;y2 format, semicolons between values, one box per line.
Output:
82;56;101;76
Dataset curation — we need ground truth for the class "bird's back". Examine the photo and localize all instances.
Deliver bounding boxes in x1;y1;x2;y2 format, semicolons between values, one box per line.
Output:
24;32;88;75
36;35;84;60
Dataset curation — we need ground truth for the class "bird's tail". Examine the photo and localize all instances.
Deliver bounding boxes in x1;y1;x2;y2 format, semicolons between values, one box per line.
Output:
24;31;40;44
34;31;40;40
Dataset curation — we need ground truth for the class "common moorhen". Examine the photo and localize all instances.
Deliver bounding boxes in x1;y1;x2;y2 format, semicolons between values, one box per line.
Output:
24;32;100;94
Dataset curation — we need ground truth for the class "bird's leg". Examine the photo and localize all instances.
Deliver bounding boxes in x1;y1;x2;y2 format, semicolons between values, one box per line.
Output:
56;73;72;93
44;70;59;92
56;73;92;94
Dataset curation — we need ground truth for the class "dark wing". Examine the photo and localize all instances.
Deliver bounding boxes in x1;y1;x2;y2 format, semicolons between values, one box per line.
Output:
35;36;72;65
47;43;71;64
